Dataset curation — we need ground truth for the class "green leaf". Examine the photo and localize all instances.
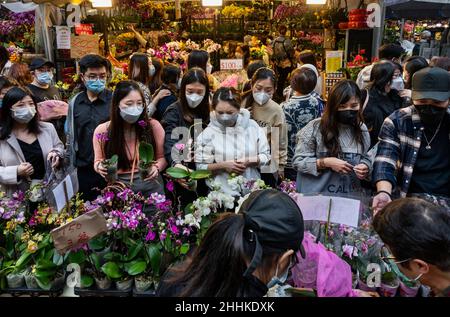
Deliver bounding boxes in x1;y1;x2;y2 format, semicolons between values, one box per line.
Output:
101;262;122;279
166;167;190;179
36;259;57;271
103;252;123;262
109;154;118;165
34;270;55;280
68;250;87;264
15;251;32;270
184;203;194;214
190;170;212;180
147;245;161;277
125;260;147;276
126;242;144;261
35;276;51;290
180;244;190;255
81;275;94;288
89;253;101;271
88;236;107;251
139;142;154;164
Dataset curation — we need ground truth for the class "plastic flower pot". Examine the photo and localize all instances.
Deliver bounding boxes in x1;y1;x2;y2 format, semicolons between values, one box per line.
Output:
116;278;133;291
399;280;420;297
134;276;153;292
139;162;149;180
379;279;400;297
357;275;377;292
6;272;25;288
95;277;112;290
24;271;39;289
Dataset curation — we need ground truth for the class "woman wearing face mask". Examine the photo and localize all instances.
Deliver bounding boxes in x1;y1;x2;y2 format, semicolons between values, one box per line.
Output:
148;58;163;95
398;56;428;103
93;81;167;201
156;189;305;297
128;53;154;115
187;50;219;92
161;67;210;207
0;87;64;196
152;64;180;121
293;80;372;198
195;87;271;195
361;61;405;149
242;67;288;187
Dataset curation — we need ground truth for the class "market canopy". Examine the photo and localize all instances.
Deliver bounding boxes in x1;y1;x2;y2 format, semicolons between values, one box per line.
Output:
386;0;450;19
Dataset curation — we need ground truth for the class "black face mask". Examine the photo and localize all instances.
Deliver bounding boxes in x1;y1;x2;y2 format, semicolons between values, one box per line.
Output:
337;110;359;126
415;105;447;127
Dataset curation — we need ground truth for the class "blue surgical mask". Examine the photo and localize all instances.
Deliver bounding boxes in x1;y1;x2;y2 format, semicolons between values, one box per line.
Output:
85;79;106;94
266;262;290;289
37;72;53;85
0;99;3;109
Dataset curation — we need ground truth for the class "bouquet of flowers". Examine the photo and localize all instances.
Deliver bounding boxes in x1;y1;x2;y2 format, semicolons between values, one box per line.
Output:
202;39;221;54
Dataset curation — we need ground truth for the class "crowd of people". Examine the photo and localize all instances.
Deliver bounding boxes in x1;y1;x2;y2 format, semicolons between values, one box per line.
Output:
0;33;449;297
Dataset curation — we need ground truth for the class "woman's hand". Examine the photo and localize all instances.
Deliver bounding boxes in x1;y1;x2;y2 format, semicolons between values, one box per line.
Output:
353;164;369;180
398;89;412;99
95;161;108;178
144;165;159;181
222;161;246;174
172;164;191;189
47;152;61;169
324;158;354;174
17;162;34;178
153;89;171;103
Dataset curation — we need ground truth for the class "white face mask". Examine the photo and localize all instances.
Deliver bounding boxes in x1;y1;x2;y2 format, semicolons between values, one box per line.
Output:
253;91;271;106
216;112;239;127
12;106;36;124
149;64;156;77
120;105;144;124
391;76;405;91
186;93;204;109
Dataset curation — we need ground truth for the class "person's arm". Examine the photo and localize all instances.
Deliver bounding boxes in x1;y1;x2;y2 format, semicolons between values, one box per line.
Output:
0;165;21;185
92;124;107;174
372;115;401;213
150;119;168;172
292;121;320;175
278;111;288;172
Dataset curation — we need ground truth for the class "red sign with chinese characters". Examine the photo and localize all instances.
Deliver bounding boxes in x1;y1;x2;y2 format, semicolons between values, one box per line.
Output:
51;207;107;254
75;24;93;35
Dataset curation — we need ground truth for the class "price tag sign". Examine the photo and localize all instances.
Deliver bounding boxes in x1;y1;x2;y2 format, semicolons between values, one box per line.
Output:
326;51;343;73
75;23;93;35
56;26;71;50
220;59;243;70
70;34;99;59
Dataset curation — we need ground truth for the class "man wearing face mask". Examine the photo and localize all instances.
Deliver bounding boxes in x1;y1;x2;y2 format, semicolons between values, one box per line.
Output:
373;198;450;297
66;54;112;201
27;58;61;103
373;67;450;214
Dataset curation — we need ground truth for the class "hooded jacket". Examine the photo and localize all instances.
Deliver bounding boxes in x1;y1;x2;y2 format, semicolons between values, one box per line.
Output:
195;108;271;195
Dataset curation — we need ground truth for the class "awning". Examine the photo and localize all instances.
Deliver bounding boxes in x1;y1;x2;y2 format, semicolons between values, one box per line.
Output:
386;0;450;19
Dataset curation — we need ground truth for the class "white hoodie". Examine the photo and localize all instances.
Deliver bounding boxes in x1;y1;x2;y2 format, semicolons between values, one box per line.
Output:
195;108;271;196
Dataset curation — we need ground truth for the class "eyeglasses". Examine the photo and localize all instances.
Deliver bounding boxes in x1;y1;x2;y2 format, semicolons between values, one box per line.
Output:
84;74;107;81
380;245;411;265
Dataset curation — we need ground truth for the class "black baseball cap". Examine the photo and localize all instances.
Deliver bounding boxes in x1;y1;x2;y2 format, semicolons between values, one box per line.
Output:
238;189;305;277
412;66;450;101
29;58;55;71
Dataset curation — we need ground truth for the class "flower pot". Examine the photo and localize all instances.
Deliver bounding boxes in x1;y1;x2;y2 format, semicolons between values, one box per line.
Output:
357;276;377;292
106;166;118;183
134;276;153;292
116;278;133;291
25;272;39;289
379;280;399;297
50;272;66;289
399;281;420;297
139;163;149;180
95;277;112;290
6;272;25;288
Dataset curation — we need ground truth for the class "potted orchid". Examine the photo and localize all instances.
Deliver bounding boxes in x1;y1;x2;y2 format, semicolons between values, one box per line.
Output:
103;155;119;184
138;142;155;180
379;271;400;297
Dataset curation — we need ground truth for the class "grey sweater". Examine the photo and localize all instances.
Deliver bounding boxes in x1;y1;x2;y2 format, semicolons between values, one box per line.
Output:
292;118;372;196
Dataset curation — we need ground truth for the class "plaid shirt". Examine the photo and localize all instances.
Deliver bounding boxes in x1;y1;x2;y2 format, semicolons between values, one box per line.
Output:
373;106;450;198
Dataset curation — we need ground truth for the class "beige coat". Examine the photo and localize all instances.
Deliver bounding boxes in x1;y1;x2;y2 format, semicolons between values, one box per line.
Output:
0;122;64;196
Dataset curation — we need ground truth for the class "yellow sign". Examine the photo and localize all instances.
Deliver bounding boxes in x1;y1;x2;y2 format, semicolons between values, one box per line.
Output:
70;34;99;59
326;51;343;73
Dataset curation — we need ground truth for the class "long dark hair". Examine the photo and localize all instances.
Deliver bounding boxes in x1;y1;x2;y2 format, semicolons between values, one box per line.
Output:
187;49;209;72
165;213;280;297
160;63;181;95
404;56;428;89
129;53;151;86
0;87;41;140
320;80;364;157
179;67;210;123
369;61;395;93
0;46;9;72
242;67;277;109
104;81;154;170
149;58;163;94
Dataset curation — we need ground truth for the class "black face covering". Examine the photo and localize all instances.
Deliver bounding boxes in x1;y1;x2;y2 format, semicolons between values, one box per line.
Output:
337;110;359;126
415;105;447;127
